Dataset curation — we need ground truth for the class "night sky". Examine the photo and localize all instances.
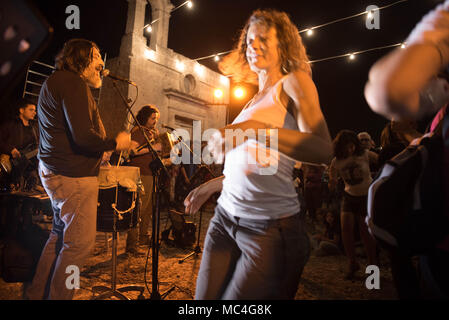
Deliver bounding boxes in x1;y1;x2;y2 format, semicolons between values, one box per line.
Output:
10;0;444;142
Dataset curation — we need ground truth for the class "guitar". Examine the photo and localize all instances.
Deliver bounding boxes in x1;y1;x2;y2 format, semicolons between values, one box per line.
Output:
0;144;38;174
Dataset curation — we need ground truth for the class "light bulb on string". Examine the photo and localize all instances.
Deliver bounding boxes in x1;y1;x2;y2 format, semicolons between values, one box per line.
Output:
214;55;220;62
187;1;193;9
193;0;412;65
146;25;152;33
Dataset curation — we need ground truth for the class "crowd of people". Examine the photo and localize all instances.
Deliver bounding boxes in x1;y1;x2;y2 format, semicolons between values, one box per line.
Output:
0;1;448;300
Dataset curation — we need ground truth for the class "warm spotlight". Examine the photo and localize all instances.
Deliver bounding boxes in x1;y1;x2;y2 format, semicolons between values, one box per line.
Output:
214;89;223;98
234;87;245;99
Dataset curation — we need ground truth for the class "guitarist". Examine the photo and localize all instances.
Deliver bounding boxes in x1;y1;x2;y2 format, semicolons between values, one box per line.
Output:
0;98;39;191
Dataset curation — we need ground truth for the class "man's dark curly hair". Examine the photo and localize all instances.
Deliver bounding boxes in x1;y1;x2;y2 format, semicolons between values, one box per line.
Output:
136;105;160;127
55;38;99;74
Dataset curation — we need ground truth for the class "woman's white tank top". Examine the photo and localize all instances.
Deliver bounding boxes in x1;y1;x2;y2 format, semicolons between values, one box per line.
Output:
217;76;301;220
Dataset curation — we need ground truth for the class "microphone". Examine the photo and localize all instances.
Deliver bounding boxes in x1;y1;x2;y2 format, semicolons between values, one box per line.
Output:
161;124;175;131
100;69;136;85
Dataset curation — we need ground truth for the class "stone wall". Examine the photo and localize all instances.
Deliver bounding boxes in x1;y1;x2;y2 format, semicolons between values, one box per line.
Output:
98;0;229;139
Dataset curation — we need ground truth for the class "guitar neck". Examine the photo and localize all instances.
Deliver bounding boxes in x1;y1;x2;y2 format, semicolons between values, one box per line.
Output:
24;149;38;160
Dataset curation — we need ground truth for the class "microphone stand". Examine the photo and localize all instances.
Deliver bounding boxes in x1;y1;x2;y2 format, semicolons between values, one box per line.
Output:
110;79;175;300
165;129;216;264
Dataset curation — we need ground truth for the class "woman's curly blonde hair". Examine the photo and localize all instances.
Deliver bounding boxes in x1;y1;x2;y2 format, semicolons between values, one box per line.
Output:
219;9;311;84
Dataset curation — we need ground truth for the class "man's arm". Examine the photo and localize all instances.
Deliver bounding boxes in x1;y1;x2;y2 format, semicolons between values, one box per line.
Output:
0;121;21;158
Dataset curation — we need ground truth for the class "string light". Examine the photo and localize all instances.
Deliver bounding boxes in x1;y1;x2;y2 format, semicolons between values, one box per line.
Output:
172;0;194;13
298;0;408;35
143;19;159;33
309;42;404;64
193;0;409;63
143;1;193;33
194;50;234;62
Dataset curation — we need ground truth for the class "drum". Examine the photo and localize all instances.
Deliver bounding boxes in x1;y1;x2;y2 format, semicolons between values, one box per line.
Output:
96;166;141;232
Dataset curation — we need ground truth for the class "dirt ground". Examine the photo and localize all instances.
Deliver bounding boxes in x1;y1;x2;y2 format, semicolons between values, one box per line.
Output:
0;205;398;300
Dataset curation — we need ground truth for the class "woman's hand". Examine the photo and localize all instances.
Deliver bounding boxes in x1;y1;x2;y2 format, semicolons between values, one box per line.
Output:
184;176;224;214
184;184;213;214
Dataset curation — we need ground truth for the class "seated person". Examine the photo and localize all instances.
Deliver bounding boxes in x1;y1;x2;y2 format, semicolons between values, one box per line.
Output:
312;210;342;256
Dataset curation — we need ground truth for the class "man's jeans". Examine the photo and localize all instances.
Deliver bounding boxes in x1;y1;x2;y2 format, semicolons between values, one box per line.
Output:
25;162;99;300
195;204;310;300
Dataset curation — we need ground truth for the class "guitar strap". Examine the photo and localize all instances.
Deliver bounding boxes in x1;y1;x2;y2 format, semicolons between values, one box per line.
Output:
30;122;38;146
17;119;24;151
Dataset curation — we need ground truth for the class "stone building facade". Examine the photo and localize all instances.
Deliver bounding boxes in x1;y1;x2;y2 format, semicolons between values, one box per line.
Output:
99;0;229;143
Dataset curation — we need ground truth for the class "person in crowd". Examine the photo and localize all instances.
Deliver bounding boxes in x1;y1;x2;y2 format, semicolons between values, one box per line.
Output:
378;120;421;168
357;132;379;174
302;164;325;226
365;1;449;298
184;9;333;299
329;130;378;279
357;132;376;152
312;209;342;257
24;39;133;300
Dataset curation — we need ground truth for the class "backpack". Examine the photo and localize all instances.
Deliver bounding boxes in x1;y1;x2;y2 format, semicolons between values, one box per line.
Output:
366;113;449;256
